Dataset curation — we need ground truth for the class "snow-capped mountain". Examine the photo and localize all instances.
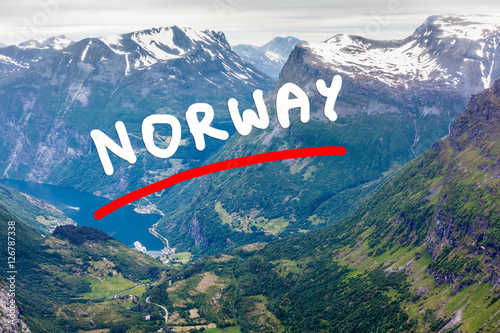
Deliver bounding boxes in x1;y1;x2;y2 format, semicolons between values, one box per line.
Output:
0;43;5;47
233;36;306;79
0;36;73;75
0;26;275;194
74;26;271;83
277;15;500;152
18;35;73;50
297;15;499;95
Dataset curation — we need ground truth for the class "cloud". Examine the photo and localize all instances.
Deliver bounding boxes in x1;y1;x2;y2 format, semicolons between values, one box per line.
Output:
0;0;499;46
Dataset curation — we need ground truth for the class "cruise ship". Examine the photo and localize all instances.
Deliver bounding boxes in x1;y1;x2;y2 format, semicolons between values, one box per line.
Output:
133;241;147;253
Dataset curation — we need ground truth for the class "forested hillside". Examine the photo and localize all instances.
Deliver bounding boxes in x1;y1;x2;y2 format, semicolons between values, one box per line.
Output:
146;77;500;332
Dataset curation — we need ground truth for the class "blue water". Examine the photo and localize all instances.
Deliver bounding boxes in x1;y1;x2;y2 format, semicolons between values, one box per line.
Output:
0;179;165;251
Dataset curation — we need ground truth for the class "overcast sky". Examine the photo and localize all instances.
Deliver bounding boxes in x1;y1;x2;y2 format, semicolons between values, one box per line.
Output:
0;0;499;46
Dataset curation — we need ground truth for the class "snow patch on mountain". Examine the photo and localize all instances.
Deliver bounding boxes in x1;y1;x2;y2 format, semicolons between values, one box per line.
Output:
309;35;441;86
0;55;28;69
131;28;184;60
80;41;92;62
264;50;284;63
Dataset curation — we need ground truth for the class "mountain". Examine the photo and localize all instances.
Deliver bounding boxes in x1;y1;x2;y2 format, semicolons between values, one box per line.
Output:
4;75;499;333
0;182;74;232
233;36;306;79
0;36;73;75
2;17;499;257
148;77;500;332
0;42;5;47
2;19;500;332
0;204;168;332
0;26;275;200
17;35;73;50
296;14;500;95
152;15;500;255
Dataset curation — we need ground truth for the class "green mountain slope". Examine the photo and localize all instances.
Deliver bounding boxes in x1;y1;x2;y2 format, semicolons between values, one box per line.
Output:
0;182;74;233
150;78;500;332
0;207;168;332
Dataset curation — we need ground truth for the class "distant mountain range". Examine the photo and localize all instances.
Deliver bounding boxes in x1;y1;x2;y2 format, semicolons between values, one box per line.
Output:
294;14;499;96
0;35;73;74
233;36;306;79
1;15;499;257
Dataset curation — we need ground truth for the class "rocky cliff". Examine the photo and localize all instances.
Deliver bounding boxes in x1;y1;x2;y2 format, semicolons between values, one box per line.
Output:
0;283;31;333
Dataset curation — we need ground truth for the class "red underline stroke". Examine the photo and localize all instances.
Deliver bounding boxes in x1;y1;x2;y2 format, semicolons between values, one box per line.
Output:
94;146;346;219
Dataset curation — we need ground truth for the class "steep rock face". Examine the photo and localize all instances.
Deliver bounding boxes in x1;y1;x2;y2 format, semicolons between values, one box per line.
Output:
233;36;306;79
335;77;500;291
154;16;500;255
0;27;275;198
425;78;500;285
449;77;500;152
0;284;31;333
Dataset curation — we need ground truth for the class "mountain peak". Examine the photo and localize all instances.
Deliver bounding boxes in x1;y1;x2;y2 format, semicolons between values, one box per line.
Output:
98;26;232;72
261;36;305;48
101;25;229;52
449;77;500;151
0;35;73;74
233;36;305;79
413;14;500;40
18;35;73;50
128;25;228;48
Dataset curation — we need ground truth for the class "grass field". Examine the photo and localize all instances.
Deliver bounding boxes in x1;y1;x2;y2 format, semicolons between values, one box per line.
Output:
261;217;289;235
125;284;147;297
171;252;192;264
79;275;137;299
215;201;232;225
